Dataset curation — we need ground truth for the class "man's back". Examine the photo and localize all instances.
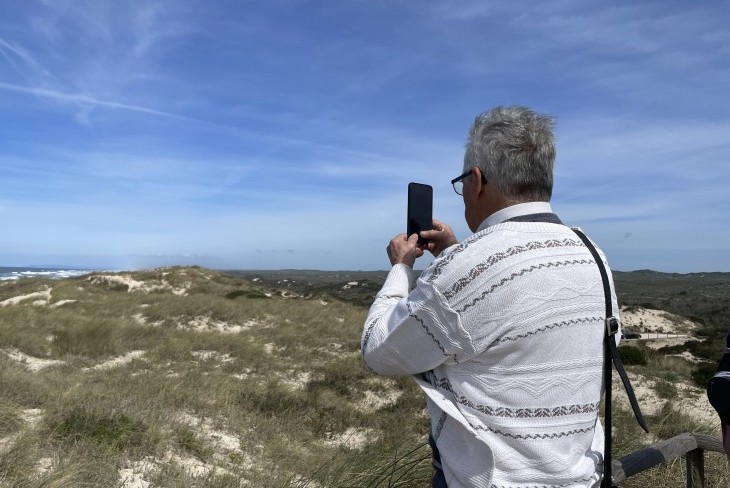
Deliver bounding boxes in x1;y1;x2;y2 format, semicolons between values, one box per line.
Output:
364;219;615;486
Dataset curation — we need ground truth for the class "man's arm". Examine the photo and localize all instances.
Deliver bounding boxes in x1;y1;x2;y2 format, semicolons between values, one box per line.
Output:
361;226;470;376
361;266;469;376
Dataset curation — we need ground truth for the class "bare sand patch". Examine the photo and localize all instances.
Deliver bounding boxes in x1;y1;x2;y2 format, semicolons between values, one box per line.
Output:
88;275;190;296
278;370;315;390
179;316;257;334
2;348;64;372
89;274;148;292
620;306;698;334
173;412;253;468
82;350;146;372
119;459;154;488
669;351;703;363
119;400;250;488
356;389;403;413
191;350;235;364
20;408;44;428
323;427;378;450
0;409;45;457
169;453;230;477
356;378;402;413
133;313;163;327
0;287;52;307
612;371;718;429
0;434;17;454
315;342;359;359
232;369;252;380
118;452;235;488
170;282;192;296
35;457;53;477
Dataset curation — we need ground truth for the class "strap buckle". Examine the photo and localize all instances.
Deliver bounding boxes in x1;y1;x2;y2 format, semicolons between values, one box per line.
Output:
605;317;619;337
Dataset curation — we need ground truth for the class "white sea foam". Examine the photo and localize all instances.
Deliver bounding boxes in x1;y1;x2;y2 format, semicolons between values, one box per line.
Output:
0;268;94;281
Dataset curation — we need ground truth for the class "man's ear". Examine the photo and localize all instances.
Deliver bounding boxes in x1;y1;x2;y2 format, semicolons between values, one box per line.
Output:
472;167;486;196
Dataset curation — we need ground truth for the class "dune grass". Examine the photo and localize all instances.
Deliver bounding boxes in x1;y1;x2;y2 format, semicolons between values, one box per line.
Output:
0;267;431;487
0;267;727;487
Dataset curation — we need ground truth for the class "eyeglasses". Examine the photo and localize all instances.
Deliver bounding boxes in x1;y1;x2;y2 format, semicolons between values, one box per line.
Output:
451;169;487;195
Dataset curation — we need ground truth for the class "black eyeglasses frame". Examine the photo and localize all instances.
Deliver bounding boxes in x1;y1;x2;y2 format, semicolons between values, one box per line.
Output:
450;169;487;195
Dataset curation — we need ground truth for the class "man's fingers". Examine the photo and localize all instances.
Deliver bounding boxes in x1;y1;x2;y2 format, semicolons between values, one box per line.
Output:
387;232;422;268
420;229;438;239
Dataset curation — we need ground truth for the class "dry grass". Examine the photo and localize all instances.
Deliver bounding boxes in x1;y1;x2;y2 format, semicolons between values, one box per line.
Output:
0;267;429;487
0;266;727;487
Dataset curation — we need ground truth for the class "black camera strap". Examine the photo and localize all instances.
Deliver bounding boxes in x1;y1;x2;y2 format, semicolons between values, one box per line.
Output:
572;228;649;488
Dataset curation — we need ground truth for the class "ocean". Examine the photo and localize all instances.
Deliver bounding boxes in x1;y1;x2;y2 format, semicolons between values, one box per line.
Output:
0;267;95;281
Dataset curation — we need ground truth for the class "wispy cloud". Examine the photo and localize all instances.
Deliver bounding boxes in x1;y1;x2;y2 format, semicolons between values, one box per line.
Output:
0;82;185;119
1;0;193;123
0;36;50;77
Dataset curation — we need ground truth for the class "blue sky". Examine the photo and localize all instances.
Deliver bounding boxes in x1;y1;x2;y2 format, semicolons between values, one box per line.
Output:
0;0;728;272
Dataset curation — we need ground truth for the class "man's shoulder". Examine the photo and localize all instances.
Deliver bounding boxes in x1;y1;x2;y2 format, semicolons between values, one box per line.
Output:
463;222;583;255
421;224;584;284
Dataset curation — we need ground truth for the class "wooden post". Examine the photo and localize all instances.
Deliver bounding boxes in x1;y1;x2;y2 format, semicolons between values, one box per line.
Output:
685;448;704;488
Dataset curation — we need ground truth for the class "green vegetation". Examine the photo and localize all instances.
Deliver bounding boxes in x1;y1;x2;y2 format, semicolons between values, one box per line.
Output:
692;362;720;389
0;267;429;487
0;267;728;486
618;345;648;366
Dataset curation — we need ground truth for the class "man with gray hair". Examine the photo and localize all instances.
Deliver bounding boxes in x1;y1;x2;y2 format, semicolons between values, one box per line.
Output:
362;106;617;487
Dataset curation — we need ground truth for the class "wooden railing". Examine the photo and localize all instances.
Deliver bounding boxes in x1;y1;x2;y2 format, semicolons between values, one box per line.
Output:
612;432;725;487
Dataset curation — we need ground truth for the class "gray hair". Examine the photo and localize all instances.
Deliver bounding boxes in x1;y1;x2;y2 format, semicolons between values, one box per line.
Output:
464;106;555;202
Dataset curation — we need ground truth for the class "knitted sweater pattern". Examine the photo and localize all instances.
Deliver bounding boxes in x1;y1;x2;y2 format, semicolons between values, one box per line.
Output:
362;221;620;488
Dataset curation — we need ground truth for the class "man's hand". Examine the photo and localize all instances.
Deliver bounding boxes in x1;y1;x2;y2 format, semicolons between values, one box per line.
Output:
419;219;457;257
387;233;424;268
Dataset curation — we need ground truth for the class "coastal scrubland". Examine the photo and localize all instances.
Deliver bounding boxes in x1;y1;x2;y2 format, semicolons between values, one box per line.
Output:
0;267;728;487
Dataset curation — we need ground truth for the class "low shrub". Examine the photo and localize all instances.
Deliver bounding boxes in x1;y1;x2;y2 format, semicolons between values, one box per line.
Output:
691;362;718;388
654;380;677;400
618;345;648;366
225;289;268;300
49;407;148;451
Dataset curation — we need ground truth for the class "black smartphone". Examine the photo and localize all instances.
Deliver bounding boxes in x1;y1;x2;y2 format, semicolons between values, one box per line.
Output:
407;182;433;244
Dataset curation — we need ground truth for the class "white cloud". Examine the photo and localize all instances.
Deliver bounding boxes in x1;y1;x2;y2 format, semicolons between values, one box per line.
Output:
0;0;194;123
0;36;50;77
0;82;184;118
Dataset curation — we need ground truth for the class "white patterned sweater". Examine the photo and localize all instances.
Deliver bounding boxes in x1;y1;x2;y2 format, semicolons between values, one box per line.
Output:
361;218;621;488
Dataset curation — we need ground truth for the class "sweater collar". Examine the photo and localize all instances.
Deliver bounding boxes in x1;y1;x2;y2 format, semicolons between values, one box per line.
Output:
477;202;555;232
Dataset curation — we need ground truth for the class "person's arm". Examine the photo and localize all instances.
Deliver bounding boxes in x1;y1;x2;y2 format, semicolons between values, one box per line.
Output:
361;265;468;375
361;228;471;376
